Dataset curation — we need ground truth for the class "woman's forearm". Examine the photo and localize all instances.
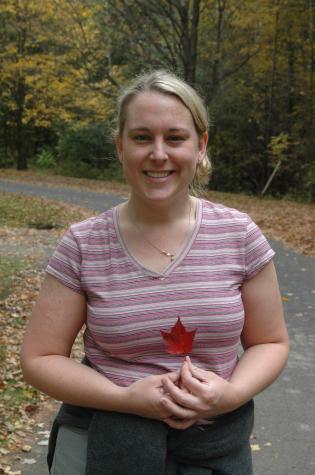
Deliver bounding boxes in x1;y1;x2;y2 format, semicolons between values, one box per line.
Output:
21;354;127;411
21;354;180;421
229;341;289;406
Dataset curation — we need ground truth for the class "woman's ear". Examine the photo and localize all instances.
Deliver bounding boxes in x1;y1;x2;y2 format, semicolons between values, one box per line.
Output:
115;134;123;162
198;131;208;162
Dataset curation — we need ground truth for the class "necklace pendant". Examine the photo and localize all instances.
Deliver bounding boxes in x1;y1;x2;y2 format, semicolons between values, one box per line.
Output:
162;251;175;260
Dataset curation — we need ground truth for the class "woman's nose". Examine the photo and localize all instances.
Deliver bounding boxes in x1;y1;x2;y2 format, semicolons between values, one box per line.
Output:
150;139;167;160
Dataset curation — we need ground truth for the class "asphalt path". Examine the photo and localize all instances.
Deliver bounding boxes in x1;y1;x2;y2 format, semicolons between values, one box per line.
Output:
1;179;314;475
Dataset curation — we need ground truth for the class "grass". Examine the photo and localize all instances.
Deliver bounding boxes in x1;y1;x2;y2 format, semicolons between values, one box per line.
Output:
0;383;39;410
0;188;92;307
0;256;28;300
0;191;91;229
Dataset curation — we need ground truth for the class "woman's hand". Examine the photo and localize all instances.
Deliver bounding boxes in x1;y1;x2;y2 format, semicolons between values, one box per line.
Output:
160;357;240;429
124;371;197;422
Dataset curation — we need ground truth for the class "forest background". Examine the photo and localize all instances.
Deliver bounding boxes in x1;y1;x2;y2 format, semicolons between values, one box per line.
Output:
0;0;314;201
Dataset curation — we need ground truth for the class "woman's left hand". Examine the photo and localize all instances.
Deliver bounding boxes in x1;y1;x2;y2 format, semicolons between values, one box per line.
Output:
160;357;240;429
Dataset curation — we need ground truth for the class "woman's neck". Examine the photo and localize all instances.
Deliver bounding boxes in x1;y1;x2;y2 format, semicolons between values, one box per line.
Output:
126;194;195;226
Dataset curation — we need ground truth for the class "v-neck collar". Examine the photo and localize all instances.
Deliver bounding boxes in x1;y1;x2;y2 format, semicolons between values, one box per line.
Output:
113;199;202;278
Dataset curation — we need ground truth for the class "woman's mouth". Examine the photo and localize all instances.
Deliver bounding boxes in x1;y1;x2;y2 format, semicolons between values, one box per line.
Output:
144;171;174;178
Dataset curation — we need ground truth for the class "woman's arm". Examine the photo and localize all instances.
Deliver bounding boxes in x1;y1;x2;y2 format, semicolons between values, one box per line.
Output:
228;259;289;401
20;274;180;420
160;260;289;429
21;274;126;410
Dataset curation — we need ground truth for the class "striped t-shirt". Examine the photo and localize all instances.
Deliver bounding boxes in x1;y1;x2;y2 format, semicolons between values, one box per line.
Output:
46;198;275;387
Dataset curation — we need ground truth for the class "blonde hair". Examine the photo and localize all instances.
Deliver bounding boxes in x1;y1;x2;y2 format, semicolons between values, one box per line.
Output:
116;70;211;195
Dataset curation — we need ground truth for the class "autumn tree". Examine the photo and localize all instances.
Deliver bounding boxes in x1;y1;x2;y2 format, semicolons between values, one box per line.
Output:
0;0;122;170
207;0;315;198
0;1;59;169
101;0;202;85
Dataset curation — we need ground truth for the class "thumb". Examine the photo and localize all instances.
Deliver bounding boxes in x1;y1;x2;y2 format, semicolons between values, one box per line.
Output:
166;370;180;382
185;356;209;383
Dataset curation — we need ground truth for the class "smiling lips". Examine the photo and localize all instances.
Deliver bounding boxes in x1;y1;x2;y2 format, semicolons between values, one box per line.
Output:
144;171;174;178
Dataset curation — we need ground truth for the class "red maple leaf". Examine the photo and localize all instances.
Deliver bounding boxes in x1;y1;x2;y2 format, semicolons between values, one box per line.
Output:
160;317;197;355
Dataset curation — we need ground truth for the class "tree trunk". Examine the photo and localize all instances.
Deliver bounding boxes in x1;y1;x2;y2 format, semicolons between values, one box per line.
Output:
187;0;200;86
309;0;314;130
212;0;225;92
16;78;27;170
261;159;281;195
266;0;281;142
15;11;27;170
286;34;295;133
179;0;200;86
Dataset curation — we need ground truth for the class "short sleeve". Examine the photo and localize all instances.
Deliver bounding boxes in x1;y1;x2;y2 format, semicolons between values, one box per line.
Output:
244;216;275;280
46;227;84;294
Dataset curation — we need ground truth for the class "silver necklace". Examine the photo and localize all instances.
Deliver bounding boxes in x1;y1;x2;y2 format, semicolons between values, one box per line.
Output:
132;200;192;262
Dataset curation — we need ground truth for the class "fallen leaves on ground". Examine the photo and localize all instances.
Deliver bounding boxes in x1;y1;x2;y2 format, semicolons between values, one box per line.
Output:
0;196;88;472
205;191;315;256
0;191;92;229
0;264;50;472
0;251;84;472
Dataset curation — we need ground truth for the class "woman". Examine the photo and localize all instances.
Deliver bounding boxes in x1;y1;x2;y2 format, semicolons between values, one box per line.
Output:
21;70;289;474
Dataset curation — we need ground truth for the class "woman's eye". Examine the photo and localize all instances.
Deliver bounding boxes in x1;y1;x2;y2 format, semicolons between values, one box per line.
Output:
168;135;184;142
134;135;151;142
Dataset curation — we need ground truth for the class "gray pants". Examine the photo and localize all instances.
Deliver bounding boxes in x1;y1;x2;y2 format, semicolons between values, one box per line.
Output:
51;421;252;475
51;425;177;475
49;399;253;474
51;426;87;475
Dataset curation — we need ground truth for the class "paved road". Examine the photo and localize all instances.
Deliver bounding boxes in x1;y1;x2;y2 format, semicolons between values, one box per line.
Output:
0;179;127;211
1;179;314;475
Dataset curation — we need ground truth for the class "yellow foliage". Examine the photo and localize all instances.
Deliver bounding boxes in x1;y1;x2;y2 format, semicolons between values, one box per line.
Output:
268;133;290;160
0;0;119;131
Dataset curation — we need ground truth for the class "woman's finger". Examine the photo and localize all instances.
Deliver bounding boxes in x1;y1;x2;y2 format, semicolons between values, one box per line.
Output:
185;356;211;382
160;394;197;419
163;417;196;430
180;362;209;395
162;375;198;409
165;370;181;383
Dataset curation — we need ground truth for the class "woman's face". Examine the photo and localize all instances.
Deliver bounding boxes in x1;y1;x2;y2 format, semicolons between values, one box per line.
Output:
116;91;208;206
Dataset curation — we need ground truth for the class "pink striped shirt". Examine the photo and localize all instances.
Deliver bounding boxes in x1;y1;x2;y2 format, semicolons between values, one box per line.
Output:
46;198;275;387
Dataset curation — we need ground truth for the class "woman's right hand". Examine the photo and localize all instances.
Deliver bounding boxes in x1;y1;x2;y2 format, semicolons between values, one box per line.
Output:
123;372;186;420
